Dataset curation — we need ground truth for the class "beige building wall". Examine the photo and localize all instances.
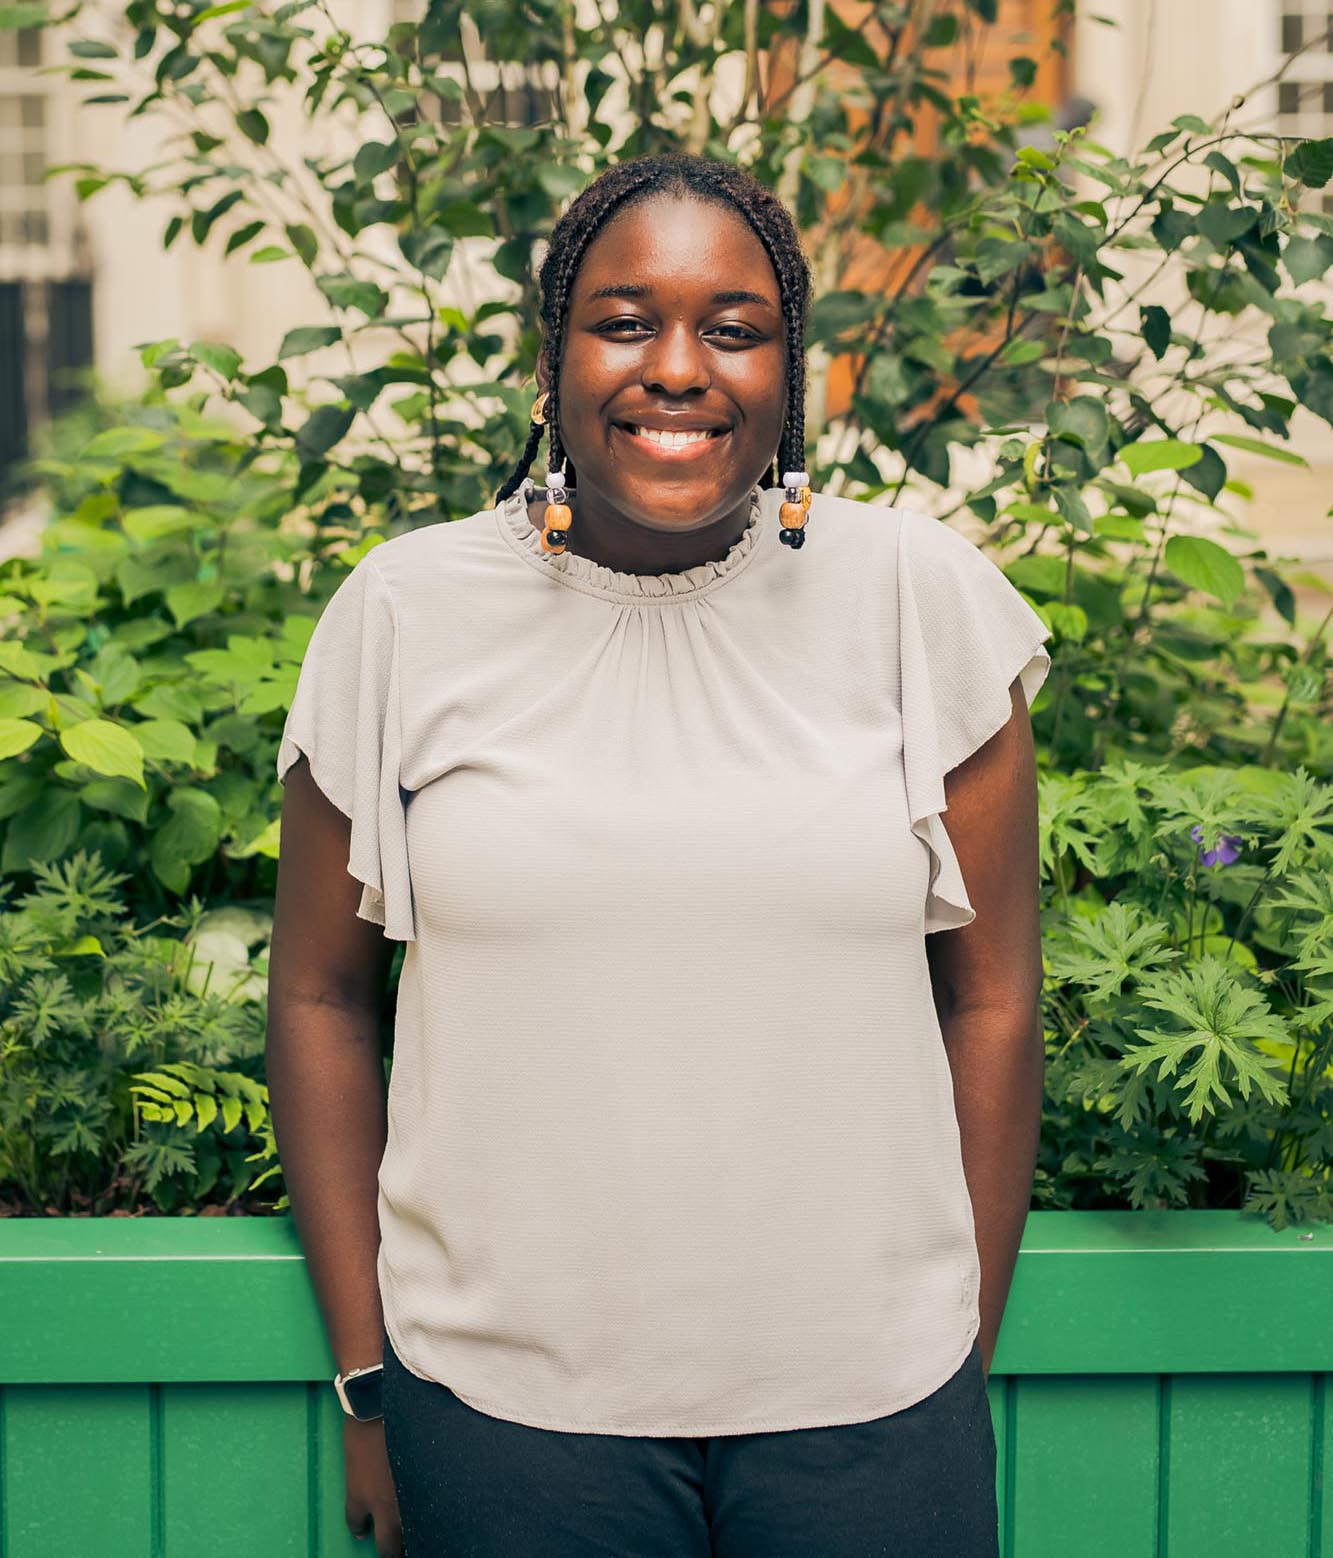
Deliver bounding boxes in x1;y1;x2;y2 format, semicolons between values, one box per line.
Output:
1074;0;1333;625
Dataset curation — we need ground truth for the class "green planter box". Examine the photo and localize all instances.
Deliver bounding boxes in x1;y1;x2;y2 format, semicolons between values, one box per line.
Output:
1;1210;1329;1556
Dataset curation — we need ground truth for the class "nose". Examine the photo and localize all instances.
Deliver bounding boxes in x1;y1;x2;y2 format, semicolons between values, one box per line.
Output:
641;319;709;398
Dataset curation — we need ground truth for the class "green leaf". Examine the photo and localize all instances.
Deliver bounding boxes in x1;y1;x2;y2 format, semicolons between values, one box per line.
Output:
316;274;388;318
166;581;225;627
277;325;340;360
1140;304;1170;360
1;789;81;872
84;426;164;458
236;107;269;145
1119;958;1289;1125
1179;443;1227;502
399;228;452;281
0;5;50;27
1284;138;1333;189
61;718;146;788
191;341;241;379
134;718;197;764
1196;201;1257;247
121;505;194;543
1210;433;1308;466
1048;395;1109;454
223;219;264;256
0;718;43;760
1119;439;1202;475
295;403;355;459
150;786;223;889
353;140;397;180
1282;233;1333;286
192;0;253;19
1255;564;1296;627
284;221;317;267
537;163;585;201
1164;534;1245;603
68;38;117;57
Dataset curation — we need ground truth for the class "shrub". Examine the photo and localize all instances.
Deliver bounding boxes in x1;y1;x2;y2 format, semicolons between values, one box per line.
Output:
1;0;1330;1221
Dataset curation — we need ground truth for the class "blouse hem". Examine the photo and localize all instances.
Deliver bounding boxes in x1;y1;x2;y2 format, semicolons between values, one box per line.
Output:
382;1317;982;1439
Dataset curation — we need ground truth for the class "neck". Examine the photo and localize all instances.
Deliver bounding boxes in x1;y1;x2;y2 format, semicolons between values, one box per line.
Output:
524;488;756;576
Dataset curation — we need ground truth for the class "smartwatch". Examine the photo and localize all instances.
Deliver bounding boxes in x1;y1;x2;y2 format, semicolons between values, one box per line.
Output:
334;1363;385;1422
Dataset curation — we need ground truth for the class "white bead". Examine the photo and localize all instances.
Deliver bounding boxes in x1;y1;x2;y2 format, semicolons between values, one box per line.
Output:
546;468;567;486
782;471;809;489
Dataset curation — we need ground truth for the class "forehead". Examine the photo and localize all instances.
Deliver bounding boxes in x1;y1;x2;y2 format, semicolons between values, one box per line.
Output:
570;193;780;305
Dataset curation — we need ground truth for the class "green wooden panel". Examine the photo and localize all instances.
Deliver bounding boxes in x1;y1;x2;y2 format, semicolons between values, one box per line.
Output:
1009;1375;1158;1558
314;1379;372;1558
1165;1374;1313;1557
3;1213;1332;1382
1319;1375;1331;1558
1;1384;152;1557
161;1383;309;1554
987;1373;1008;1556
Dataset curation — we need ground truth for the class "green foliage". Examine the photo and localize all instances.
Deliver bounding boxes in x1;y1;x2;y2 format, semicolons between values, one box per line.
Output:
0;853;278;1212
1037;762;1333;1226
2;0;1331;1222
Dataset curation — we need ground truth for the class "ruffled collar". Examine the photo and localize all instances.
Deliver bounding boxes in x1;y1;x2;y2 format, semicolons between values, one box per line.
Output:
495;482;767;602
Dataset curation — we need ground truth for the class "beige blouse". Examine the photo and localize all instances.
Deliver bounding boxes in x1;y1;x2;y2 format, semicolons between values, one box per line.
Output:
277;484;1052;1436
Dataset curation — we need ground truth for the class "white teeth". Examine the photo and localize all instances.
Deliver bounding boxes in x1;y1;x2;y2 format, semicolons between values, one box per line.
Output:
631;426;717;447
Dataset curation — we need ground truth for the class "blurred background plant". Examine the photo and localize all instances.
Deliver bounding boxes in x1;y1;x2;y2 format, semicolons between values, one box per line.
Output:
0;0;1330;1221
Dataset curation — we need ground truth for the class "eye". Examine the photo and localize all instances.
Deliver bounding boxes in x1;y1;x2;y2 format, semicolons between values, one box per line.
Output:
707;323;761;344
595;316;653;336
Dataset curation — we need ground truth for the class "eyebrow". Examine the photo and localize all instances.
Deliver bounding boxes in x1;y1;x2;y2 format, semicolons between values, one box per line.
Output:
584;283;777;308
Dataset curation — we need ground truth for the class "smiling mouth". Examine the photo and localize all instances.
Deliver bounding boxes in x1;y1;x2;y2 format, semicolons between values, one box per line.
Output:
616;424;730;453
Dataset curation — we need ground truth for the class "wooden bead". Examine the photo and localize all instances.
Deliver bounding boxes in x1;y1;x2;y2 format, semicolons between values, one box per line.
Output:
544;503;571;528
780;501;807;529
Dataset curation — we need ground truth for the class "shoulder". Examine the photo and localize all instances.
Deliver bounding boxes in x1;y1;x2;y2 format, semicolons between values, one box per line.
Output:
804;490;983;584
358;507;498;589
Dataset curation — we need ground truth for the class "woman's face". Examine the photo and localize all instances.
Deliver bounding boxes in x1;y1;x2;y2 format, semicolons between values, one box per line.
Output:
550;193;788;537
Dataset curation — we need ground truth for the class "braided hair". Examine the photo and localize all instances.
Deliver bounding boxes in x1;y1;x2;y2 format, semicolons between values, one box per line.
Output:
496;154;812;504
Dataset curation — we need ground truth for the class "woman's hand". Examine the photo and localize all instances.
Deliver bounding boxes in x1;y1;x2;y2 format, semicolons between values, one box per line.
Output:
345;1418;405;1556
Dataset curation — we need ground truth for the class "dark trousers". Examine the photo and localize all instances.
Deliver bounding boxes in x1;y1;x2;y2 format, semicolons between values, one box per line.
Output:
381;1329;999;1557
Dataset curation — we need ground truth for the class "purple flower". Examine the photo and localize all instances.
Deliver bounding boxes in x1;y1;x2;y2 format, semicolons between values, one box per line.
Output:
1190;824;1243;868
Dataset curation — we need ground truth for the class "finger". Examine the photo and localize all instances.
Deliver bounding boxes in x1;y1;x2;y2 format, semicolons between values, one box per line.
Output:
375;1506;405;1557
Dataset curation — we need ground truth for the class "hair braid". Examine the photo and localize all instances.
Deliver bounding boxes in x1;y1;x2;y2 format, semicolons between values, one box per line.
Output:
494;416;545;504
495;154;812;507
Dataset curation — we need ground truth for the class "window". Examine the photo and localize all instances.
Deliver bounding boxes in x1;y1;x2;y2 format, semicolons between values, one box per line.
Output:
1276;4;1333;212
0;30;50;252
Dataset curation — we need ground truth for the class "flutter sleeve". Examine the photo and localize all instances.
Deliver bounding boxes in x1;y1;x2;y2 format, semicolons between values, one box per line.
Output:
276;552;416;942
896;507;1052;935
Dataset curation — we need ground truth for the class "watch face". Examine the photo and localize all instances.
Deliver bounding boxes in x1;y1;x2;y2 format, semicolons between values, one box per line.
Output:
341;1367;384;1421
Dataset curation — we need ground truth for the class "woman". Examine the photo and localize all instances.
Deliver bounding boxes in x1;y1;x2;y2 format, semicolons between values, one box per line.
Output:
268;153;1051;1558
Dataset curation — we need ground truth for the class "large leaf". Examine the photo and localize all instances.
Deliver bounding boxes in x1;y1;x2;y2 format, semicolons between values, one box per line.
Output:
1119;440;1202;476
1163;535;1245;604
61;718;146;788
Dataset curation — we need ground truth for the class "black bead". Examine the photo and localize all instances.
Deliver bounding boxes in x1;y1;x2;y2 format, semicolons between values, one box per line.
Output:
546;528;569;543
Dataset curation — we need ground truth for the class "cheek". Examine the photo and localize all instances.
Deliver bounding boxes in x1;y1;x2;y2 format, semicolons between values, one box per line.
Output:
728;349;787;437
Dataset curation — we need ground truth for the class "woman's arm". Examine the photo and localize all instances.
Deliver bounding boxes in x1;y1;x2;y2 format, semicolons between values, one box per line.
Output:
925;678;1045;1378
267;754;403;1552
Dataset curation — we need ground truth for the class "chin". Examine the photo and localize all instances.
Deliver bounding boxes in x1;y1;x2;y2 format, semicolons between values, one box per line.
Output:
610;479;748;532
